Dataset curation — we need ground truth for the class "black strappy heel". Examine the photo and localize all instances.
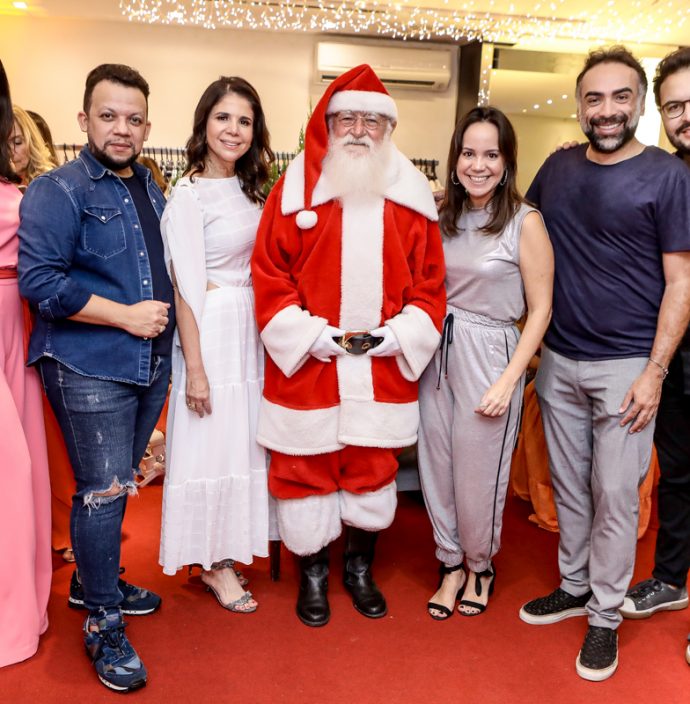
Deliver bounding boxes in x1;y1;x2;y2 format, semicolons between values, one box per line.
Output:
458;564;496;616
427;563;466;621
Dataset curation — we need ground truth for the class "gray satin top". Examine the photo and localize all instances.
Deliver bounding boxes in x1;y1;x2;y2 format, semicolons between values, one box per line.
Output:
443;203;536;323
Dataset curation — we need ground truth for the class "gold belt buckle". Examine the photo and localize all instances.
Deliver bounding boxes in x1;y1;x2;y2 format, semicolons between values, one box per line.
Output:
338;330;369;353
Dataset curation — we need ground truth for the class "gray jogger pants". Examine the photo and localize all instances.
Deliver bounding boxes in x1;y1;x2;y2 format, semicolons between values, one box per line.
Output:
418;307;524;573
535;346;654;628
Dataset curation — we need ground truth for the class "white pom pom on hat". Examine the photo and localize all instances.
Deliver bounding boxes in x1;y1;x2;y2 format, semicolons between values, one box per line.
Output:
296;210;318;229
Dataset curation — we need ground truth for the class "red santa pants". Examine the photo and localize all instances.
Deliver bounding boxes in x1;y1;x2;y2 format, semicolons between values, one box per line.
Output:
269;445;400;499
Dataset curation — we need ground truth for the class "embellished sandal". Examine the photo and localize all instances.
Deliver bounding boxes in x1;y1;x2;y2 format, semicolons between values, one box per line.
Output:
200;568;258;614
427;563;466;621
136;429;165;488
205;583;258;614
458;564;496;617
213;558;249;587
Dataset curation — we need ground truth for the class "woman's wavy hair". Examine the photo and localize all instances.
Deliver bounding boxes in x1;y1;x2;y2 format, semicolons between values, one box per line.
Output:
439;106;523;237
0;60;20;183
12;104;58;183
26;110;59;164
185;76;274;205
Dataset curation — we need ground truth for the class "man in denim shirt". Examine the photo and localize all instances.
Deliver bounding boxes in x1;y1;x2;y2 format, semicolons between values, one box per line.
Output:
18;64;174;693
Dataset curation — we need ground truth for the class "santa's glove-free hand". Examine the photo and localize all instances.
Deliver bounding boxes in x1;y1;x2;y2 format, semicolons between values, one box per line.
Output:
309;325;347;362
367;326;402;357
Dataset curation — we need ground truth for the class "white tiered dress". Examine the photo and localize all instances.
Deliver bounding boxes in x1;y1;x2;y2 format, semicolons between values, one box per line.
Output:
159;176;268;574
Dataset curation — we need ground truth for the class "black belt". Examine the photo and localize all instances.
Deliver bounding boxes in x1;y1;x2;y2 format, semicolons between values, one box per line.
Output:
333;331;384;355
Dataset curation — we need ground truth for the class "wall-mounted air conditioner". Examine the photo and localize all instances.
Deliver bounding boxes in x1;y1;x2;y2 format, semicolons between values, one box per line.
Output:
316;41;452;92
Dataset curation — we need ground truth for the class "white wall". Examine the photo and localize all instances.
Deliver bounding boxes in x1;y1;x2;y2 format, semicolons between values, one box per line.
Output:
1;16;458;176
506;113;583;194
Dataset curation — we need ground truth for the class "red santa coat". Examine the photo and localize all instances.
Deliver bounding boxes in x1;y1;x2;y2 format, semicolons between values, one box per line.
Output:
251;148;446;456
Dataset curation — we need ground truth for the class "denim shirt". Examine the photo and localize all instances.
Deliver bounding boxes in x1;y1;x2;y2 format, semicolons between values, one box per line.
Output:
18;147;169;385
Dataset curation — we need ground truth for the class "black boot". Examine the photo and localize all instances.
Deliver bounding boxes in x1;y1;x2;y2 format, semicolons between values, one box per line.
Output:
296;546;330;627
343;527;387;618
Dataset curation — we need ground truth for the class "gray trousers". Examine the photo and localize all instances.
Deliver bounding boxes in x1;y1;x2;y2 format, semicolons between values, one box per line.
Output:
418;307;523;573
535;346;654;628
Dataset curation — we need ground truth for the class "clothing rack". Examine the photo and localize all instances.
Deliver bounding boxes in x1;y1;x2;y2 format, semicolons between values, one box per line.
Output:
54;144;439;183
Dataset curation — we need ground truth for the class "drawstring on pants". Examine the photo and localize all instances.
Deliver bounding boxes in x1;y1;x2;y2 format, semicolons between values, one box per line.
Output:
436;313;454;390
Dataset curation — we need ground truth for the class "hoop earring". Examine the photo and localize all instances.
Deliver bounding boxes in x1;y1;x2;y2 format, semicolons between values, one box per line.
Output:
450;171;460;186
499;169;508;186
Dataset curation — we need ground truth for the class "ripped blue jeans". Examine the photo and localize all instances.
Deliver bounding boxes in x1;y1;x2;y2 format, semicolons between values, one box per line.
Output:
40;355;170;612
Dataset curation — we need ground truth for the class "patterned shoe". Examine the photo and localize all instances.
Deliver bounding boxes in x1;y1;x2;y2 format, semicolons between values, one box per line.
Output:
576;626;618;682
519;587;592;625
620;578;688;619
69;568;162;615
84;609;147;692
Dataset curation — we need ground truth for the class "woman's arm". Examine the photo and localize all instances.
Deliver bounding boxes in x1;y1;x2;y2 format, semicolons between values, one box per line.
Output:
476;210;554;416
171;264;211;418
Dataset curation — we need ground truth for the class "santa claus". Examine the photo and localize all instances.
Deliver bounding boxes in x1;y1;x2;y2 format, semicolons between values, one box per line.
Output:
251;64;446;626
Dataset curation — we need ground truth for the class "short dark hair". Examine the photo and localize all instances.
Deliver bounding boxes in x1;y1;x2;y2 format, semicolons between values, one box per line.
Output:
576;45;647;100
653;47;690;107
83;63;150;113
185;76;274;205
439;106;523;238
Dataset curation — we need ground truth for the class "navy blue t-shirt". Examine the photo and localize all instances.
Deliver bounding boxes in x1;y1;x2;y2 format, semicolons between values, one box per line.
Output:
527;144;690;360
121;172;175;357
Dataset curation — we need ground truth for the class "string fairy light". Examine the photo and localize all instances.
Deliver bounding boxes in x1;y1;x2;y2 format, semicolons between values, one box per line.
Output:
118;0;690;44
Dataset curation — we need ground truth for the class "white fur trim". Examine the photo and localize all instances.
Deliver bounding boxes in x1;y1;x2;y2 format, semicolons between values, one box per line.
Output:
338;398;419;447
338;194;384;331
277;494;342;555
384;151;439;222
340;484;398;531
335;193;385;405
296;210;318;229
280;146;437;221
257;398;345;455
386;304;441;382
327;90;398;120
260;304;326;378
256;396;420;453
281;151;305;215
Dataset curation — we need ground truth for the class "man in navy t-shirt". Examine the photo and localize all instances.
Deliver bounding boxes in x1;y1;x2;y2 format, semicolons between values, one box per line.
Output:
517;46;690;682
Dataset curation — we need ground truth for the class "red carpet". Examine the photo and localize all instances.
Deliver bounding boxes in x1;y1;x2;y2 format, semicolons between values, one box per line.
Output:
1;488;687;703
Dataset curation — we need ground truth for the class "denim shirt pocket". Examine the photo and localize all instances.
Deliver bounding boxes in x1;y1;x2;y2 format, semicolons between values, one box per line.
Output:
82;206;127;258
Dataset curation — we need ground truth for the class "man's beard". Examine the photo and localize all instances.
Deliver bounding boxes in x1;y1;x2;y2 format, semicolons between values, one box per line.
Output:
668;120;690;157
581;105;641;154
321;133;394;199
88;139;139;173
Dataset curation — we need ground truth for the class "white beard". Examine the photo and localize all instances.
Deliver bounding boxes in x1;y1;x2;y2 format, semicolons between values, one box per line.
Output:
321;133;395;200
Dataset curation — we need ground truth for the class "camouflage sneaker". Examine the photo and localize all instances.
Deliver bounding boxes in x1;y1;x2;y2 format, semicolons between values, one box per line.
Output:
84;609;147;692
69;567;161;615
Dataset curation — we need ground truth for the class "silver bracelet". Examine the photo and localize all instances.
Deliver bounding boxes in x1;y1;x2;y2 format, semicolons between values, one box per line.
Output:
648;356;669;379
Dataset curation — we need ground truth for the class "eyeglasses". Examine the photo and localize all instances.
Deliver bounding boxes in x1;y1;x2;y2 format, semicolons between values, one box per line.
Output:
331;111;388;131
660;99;690;119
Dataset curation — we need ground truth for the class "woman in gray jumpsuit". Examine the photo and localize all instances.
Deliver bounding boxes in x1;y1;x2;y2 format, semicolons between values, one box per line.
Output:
418;107;553;618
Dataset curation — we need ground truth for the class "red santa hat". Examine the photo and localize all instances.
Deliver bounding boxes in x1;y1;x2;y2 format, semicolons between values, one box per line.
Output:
296;64;397;230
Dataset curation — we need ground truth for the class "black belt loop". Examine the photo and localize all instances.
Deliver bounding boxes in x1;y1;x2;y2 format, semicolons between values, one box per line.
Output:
436;313;454;390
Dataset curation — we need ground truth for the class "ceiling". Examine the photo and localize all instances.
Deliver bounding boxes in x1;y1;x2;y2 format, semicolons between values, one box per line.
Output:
1;1;689;48
1;0;686;120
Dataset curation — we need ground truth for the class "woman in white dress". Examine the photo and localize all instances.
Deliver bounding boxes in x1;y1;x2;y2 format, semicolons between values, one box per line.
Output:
160;77;274;612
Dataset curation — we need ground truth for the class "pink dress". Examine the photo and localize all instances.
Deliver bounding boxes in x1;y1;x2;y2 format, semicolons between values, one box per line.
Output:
0;179;52;668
